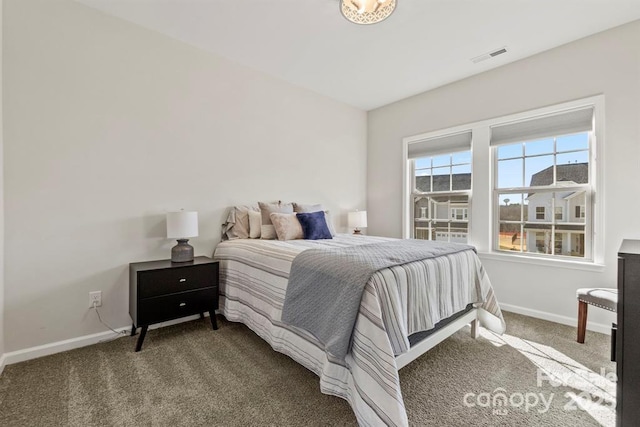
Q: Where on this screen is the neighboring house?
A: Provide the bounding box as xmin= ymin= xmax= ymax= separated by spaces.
xmin=525 ymin=163 xmax=588 ymax=256
xmin=413 ymin=174 xmax=470 ymax=242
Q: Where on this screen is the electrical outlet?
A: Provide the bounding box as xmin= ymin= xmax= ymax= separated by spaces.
xmin=89 ymin=291 xmax=102 ymax=308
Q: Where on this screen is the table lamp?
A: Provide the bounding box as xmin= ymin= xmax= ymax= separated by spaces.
xmin=166 ymin=210 xmax=198 ymax=262
xmin=348 ymin=210 xmax=367 ymax=235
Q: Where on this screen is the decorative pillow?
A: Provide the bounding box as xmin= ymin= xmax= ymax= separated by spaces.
xmin=248 ymin=210 xmax=262 ymax=239
xmin=296 ymin=211 xmax=333 ymax=240
xmin=270 ymin=212 xmax=304 ymax=240
xmin=222 ymin=204 xmax=259 ymax=240
xmin=293 ymin=203 xmax=336 ymax=237
xmin=293 ymin=203 xmax=324 ymax=213
xmin=322 ymin=211 xmax=337 ymax=237
xmin=259 ymin=201 xmax=294 ymax=240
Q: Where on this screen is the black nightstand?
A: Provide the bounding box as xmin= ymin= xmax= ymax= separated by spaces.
xmin=129 ymin=256 xmax=219 ymax=352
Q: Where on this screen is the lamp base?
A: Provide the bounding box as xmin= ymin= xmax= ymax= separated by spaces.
xmin=353 ymin=228 xmax=362 ymax=235
xmin=171 ymin=239 xmax=194 ymax=262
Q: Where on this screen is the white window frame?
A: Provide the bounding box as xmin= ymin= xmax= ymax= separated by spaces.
xmin=403 ymin=130 xmax=473 ymax=243
xmin=403 ymin=95 xmax=604 ymax=269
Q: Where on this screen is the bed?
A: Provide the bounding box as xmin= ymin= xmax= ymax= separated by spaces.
xmin=213 ymin=234 xmax=505 ymax=426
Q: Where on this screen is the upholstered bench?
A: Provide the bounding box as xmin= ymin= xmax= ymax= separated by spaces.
xmin=576 ymin=288 xmax=618 ymax=343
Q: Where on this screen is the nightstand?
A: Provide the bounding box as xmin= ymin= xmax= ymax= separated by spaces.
xmin=129 ymin=256 xmax=219 ymax=352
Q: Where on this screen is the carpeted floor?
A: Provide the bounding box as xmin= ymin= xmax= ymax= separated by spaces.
xmin=0 ymin=311 xmax=615 ymax=426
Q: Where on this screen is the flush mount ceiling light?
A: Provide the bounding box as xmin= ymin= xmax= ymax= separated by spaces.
xmin=340 ymin=0 xmax=397 ymax=25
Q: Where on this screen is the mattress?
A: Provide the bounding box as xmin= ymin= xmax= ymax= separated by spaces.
xmin=213 ymin=234 xmax=505 ymax=426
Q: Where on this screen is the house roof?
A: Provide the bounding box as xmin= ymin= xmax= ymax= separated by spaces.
xmin=416 ymin=173 xmax=471 ymax=192
xmin=529 ymin=162 xmax=588 ymax=186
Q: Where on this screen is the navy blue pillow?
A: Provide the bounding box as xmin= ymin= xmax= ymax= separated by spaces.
xmin=296 ymin=211 xmax=333 ymax=240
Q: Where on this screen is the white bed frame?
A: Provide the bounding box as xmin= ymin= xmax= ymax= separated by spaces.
xmin=396 ymin=305 xmax=480 ymax=369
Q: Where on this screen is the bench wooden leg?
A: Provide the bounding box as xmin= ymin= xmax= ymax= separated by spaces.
xmin=577 ymin=301 xmax=588 ymax=343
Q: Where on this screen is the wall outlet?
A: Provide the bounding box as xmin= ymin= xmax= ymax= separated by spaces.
xmin=89 ymin=291 xmax=102 ymax=308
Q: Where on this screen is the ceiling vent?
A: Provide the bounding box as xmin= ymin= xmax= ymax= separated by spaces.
xmin=471 ymin=47 xmax=508 ymax=64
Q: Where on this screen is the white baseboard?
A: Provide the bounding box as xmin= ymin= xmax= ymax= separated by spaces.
xmin=0 ymin=306 xmax=612 ymax=370
xmin=2 ymin=313 xmax=208 ymax=368
xmin=501 ymin=303 xmax=613 ymax=335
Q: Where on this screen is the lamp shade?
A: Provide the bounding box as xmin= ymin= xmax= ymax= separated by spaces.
xmin=348 ymin=211 xmax=368 ymax=228
xmin=166 ymin=211 xmax=198 ymax=239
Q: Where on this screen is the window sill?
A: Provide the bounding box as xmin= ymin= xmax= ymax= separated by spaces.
xmin=477 ymin=251 xmax=606 ymax=272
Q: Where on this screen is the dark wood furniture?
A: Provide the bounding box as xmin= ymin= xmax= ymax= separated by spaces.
xmin=617 ymin=240 xmax=640 ymax=426
xmin=129 ymin=256 xmax=219 ymax=352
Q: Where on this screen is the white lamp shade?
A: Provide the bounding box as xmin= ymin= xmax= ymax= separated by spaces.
xmin=166 ymin=211 xmax=199 ymax=239
xmin=348 ymin=211 xmax=368 ymax=228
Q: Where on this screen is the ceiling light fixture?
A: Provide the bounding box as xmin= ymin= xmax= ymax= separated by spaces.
xmin=340 ymin=0 xmax=397 ymax=25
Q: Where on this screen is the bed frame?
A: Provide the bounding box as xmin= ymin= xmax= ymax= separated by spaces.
xmin=396 ymin=305 xmax=480 ymax=369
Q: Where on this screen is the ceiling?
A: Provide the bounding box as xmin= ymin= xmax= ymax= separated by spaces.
xmin=76 ymin=0 xmax=640 ymax=110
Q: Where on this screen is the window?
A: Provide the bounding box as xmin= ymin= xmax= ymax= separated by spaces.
xmin=408 ymin=131 xmax=471 ymax=243
xmin=555 ymin=207 xmax=563 ymax=221
xmin=493 ymin=106 xmax=594 ymax=259
xmin=403 ymin=96 xmax=602 ymax=265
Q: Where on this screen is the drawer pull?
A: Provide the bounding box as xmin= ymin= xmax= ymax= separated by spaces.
xmin=179 ymin=302 xmax=186 ymax=307
xmin=179 ymin=278 xmax=187 ymax=283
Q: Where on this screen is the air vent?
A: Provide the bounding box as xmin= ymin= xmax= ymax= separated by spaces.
xmin=471 ymin=47 xmax=508 ymax=64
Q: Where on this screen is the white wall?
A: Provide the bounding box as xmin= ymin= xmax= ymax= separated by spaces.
xmin=0 ymin=0 xmax=5 ymax=366
xmin=3 ymin=0 xmax=367 ymax=353
xmin=368 ymin=20 xmax=640 ymax=329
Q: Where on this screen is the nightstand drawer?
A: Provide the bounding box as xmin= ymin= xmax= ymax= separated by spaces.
xmin=138 ymin=263 xmax=218 ymax=299
xmin=138 ymin=287 xmax=218 ymax=325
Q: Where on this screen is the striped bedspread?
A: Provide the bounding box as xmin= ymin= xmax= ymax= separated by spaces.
xmin=213 ymin=235 xmax=505 ymax=426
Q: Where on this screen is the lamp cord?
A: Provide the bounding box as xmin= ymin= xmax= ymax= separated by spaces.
xmin=93 ymin=302 xmax=128 ymax=341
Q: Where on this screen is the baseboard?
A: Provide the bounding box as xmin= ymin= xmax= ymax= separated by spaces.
xmin=2 ymin=313 xmax=207 ymax=368
xmin=0 ymin=353 xmax=6 ymax=375
xmin=501 ymin=303 xmax=612 ymax=335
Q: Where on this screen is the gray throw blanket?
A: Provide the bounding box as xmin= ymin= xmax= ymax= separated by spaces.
xmin=281 ymin=239 xmax=474 ymax=361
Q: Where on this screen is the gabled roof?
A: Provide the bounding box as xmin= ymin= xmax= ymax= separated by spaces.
xmin=529 ymin=162 xmax=588 ymax=186
xmin=416 ymin=173 xmax=471 ymax=192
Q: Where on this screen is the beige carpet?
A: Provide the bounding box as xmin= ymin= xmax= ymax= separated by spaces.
xmin=0 ymin=312 xmax=615 ymax=426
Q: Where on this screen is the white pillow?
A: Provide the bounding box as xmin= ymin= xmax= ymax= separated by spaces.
xmin=248 ymin=210 xmax=262 ymax=239
xmin=259 ymin=201 xmax=294 ymax=240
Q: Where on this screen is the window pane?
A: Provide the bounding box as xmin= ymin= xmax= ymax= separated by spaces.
xmin=525 ymin=138 xmax=554 ymax=156
xmin=555 ymin=207 xmax=563 ymax=221
xmin=525 ymin=155 xmax=554 ymax=187
xmin=413 ymin=197 xmax=430 ymax=220
xmin=432 ymin=222 xmax=449 ymax=241
xmin=452 ymin=164 xmax=471 ymax=190
xmin=556 ymin=152 xmax=589 ymax=184
xmin=498 ymin=158 xmax=523 ymax=188
xmin=449 ymin=222 xmax=468 ymax=243
xmin=524 ymin=224 xmax=552 ymax=254
xmin=498 ymin=143 xmax=522 ymax=159
xmin=556 ymin=225 xmax=586 ymax=258
xmin=432 ymin=167 xmax=451 ymax=191
xmin=499 ymin=193 xmax=523 ymax=222
xmin=557 ymin=133 xmax=589 ymax=152
xmin=498 ymin=223 xmax=524 ymax=252
xmin=432 ymin=200 xmax=449 ymax=220
xmin=432 ymin=154 xmax=450 ymax=167
xmin=415 ymin=173 xmax=431 ymax=192
xmin=452 ymin=151 xmax=471 ymax=164
xmin=415 ymin=157 xmax=431 ymax=169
